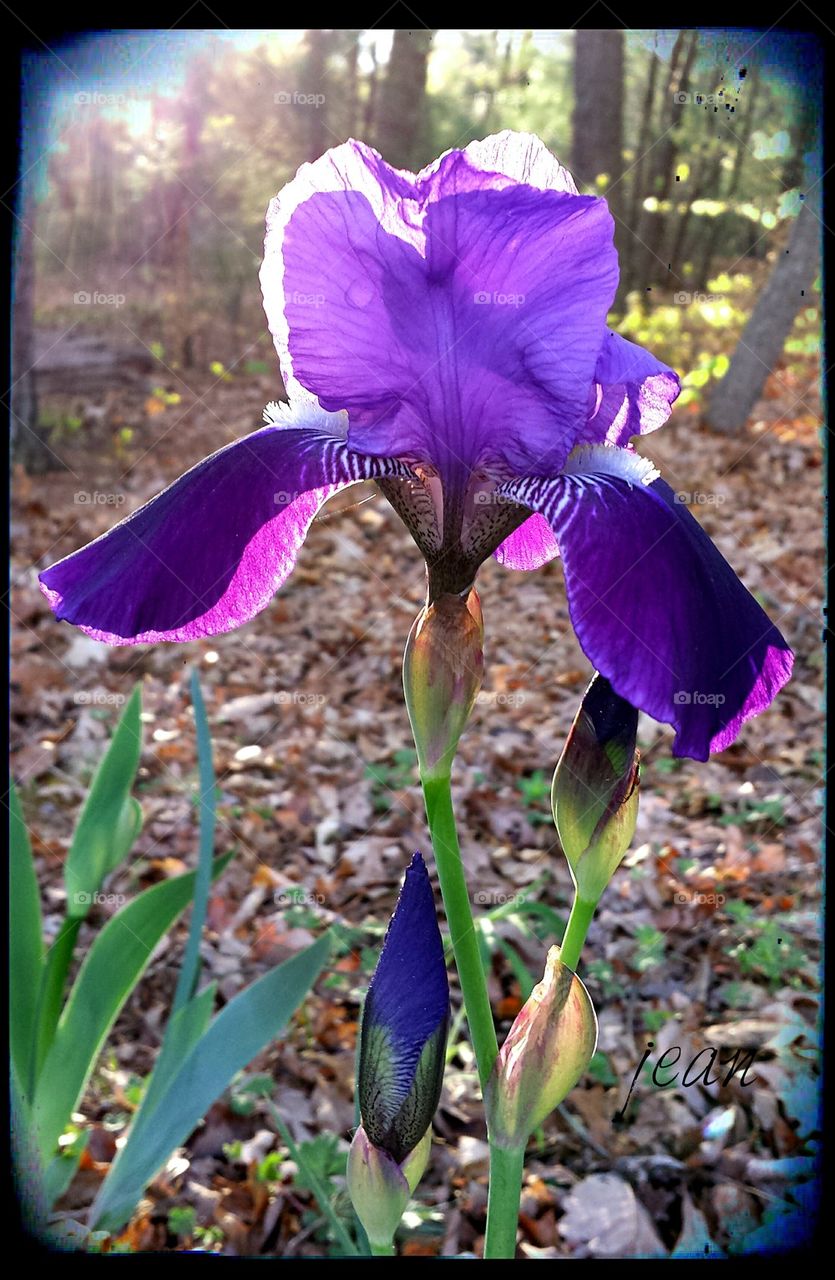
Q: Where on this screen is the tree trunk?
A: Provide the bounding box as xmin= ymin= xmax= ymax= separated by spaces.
xmin=703 ymin=203 xmax=819 ymax=434
xmin=630 ymin=33 xmax=697 ymax=291
xmin=301 ymin=28 xmax=329 ymax=161
xmin=375 ymin=30 xmax=434 ymax=169
xmin=572 ymin=30 xmax=624 ymax=220
xmin=649 ymin=32 xmax=700 ymax=286
xmin=174 ymin=61 xmax=207 ymax=367
xmin=12 ymin=196 xmax=59 ymax=474
xmin=621 ymin=48 xmax=660 ymax=297
xmin=363 ymin=43 xmax=379 ymax=140
xmin=344 ymin=31 xmax=360 ymax=136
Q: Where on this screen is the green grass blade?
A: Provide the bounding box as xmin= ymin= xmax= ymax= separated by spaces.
xmin=139 ymin=982 xmax=217 ymax=1119
xmin=91 ymin=932 xmax=331 ymax=1233
xmin=43 ymin=1131 xmax=90 ymax=1209
xmin=65 ymin=685 xmax=143 ymax=920
xmin=33 ymin=853 xmax=232 ymax=1165
xmin=268 ymin=1103 xmax=358 ymax=1255
xmin=30 ymin=917 xmax=81 ymax=1094
xmin=171 ymin=669 xmax=216 ymax=1016
xmin=9 ymin=781 xmax=45 ymax=1098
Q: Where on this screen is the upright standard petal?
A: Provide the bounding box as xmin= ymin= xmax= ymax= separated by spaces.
xmin=262 ymin=137 xmax=619 ymax=484
xmin=359 ymin=852 xmax=449 ymax=1164
xmin=500 ymin=447 xmax=793 ymax=760
xmin=39 ymin=398 xmax=409 ymax=645
xmin=581 ymin=330 xmax=681 ymax=447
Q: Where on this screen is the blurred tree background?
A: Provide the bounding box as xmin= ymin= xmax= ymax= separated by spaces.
xmin=15 ymin=27 xmax=822 ymax=470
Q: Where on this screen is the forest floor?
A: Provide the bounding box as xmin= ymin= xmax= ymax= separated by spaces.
xmin=10 ymin=321 xmax=824 ymax=1257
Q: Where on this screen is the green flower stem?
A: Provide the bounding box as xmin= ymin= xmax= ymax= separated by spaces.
xmin=370 ymin=1242 xmax=395 ymax=1257
xmin=484 ymin=1143 xmax=525 ymax=1259
xmin=558 ymin=894 xmax=597 ymax=973
xmin=421 ymin=773 xmax=499 ymax=1089
xmin=422 ymin=772 xmax=523 ymax=1261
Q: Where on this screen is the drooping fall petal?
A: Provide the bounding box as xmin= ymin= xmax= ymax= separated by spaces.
xmin=499 ymin=446 xmax=793 ymax=760
xmin=38 ymin=395 xmax=408 ymax=644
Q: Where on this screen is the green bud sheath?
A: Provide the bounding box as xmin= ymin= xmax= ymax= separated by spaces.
xmin=347 ymin=1125 xmax=410 ymax=1252
xmin=551 ymin=671 xmax=640 ymax=903
xmin=403 ymin=588 xmax=484 ymax=781
xmin=485 ymin=947 xmax=598 ymax=1148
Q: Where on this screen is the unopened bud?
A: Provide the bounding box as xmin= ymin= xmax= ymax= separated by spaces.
xmin=486 ymin=947 xmax=597 ymax=1148
xmin=403 ymin=588 xmax=484 ymax=780
xmin=551 ymin=672 xmax=639 ymax=903
xmin=358 ymin=854 xmax=449 ymax=1164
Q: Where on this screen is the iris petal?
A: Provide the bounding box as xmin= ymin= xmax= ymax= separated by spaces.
xmin=581 ymin=330 xmax=681 ymax=447
xmin=39 ymin=400 xmax=409 ymax=644
xmin=493 ymin=512 xmax=560 ymax=571
xmin=500 ymin=449 xmax=793 ymax=760
xmin=263 ymin=138 xmax=619 ymax=482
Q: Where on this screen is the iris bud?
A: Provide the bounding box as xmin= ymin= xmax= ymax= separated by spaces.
xmin=551 ymin=672 xmax=640 ymax=904
xmin=403 ymin=588 xmax=484 ymax=781
xmin=485 ymin=947 xmax=598 ymax=1148
xmin=358 ymin=852 xmax=449 ymax=1164
xmin=348 ymin=854 xmax=449 ymax=1249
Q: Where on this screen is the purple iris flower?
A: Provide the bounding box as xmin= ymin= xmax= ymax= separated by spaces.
xmin=39 ymin=130 xmax=792 ymax=760
xmin=358 ymin=852 xmax=449 ymax=1163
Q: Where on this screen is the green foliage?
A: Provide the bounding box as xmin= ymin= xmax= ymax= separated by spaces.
xmin=12 ymin=671 xmax=329 ymax=1248
xmin=294 ymin=1132 xmax=349 ymax=1193
xmin=718 ymin=794 xmax=787 ymax=829
xmin=515 ymin=769 xmax=553 ymax=826
xmin=269 ymin=1104 xmax=359 ymax=1256
xmin=32 ymin=852 xmax=232 ymax=1164
xmin=9 ymin=783 xmax=44 ymax=1092
xmin=364 ymin=748 xmax=418 ymax=811
xmin=11 ymin=687 xmax=147 ymax=1106
xmin=724 ymin=915 xmax=808 ymax=988
xmin=168 ymin=1205 xmax=197 ymax=1239
xmin=587 ymin=1050 xmax=618 ymax=1087
xmin=643 ymin=1008 xmax=675 ymax=1034
xmin=585 ymin=958 xmax=624 ymax=999
xmin=64 ymin=686 xmax=143 ymax=923
xmin=229 ymin=1072 xmax=276 ymax=1116
xmin=652 ymin=756 xmax=683 ymax=775
xmin=93 ymin=935 xmax=328 ymax=1235
xmin=631 ymin=925 xmax=667 ymax=973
